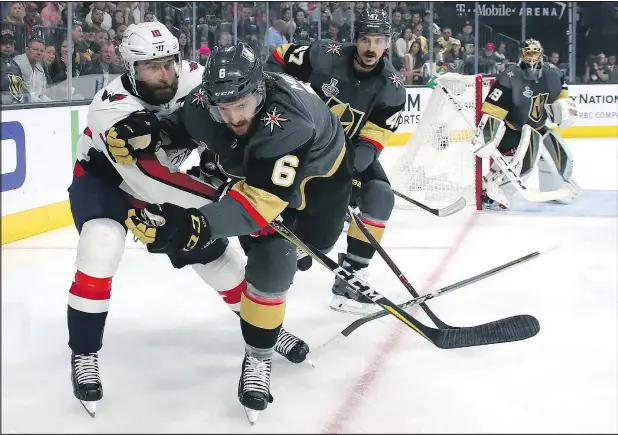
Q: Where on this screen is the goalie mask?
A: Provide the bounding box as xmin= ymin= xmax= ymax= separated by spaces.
xmin=518 ymin=39 xmax=544 ymax=81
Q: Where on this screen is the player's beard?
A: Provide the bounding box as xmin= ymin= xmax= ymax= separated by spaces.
xmin=135 ymin=76 xmax=179 ymax=106
xmin=228 ymin=118 xmax=253 ymax=136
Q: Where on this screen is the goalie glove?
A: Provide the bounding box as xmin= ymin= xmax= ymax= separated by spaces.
xmin=471 ymin=113 xmax=507 ymax=159
xmin=545 ymin=98 xmax=577 ymax=130
xmin=106 ymin=110 xmax=162 ymax=164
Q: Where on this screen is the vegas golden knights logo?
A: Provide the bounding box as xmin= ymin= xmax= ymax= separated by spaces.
xmin=326 ymin=96 xmax=365 ymax=137
xmin=528 ymin=92 xmax=549 ymax=123
xmin=7 ymin=74 xmax=28 ymax=103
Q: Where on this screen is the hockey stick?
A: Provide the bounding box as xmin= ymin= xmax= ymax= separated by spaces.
xmin=269 ymin=219 xmax=440 ymax=344
xmin=309 ymin=249 xmax=543 ymax=359
xmin=349 ymin=206 xmax=453 ymax=329
xmin=269 ymin=220 xmax=540 ymax=351
xmin=434 ymin=79 xmax=574 ymax=203
xmin=393 ymin=189 xmax=466 ymax=217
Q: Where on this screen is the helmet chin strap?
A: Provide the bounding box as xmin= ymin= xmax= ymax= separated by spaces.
xmin=353 ymin=50 xmax=379 ymax=71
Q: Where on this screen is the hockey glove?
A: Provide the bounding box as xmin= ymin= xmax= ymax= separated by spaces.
xmin=126 ymin=203 xmax=212 ymax=253
xmin=107 ymin=110 xmax=162 ymax=164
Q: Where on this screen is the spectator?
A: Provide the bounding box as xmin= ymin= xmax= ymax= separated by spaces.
xmin=1 ymin=33 xmax=29 ymax=104
xmin=74 ymin=23 xmax=94 ymax=62
xmin=412 ymin=24 xmax=428 ymax=54
xmin=403 ymin=40 xmax=425 ymax=85
xmin=49 ymin=37 xmax=80 ymax=84
xmin=326 ymin=22 xmax=342 ymax=42
xmin=293 ymin=9 xmax=311 ymax=44
xmin=80 ymin=40 xmax=123 ymax=87
xmin=198 ymin=44 xmax=210 ymax=66
xmin=112 ymin=24 xmax=126 ymax=47
xmin=86 ymin=2 xmax=112 ymax=31
xmin=443 ymin=40 xmax=465 ymax=73
xmin=43 ymin=42 xmax=56 ymax=83
xmin=437 ymin=27 xmax=457 ymax=52
xmin=410 ymin=11 xmax=422 ymax=27
xmin=422 ymin=9 xmax=440 ymax=39
xmin=584 ymin=52 xmax=610 ymax=83
xmin=319 ymin=9 xmax=332 ymax=39
xmin=236 ymin=6 xmax=257 ymax=45
xmin=456 ymin=22 xmax=475 ymax=49
xmin=40 ymin=2 xmax=63 ymax=27
xmin=23 ymin=3 xmax=43 ymax=36
xmin=143 ymin=11 xmax=155 ymax=23
xmin=495 ymin=42 xmax=510 ymax=63
xmin=109 ymin=9 xmax=125 ymax=40
xmin=391 ymin=11 xmax=404 ymax=35
xmin=607 ymin=55 xmax=617 ymax=83
xmin=264 ymin=19 xmax=288 ymax=54
xmin=13 ymin=37 xmax=49 ymax=101
xmin=3 ymin=2 xmax=25 ymax=24
xmin=178 ymin=30 xmax=190 ymax=60
xmin=395 ymin=27 xmax=414 ymax=60
xmin=218 ymin=30 xmax=233 ymax=47
xmin=478 ymin=42 xmax=504 ymax=75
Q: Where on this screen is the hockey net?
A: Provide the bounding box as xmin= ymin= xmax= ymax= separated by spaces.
xmin=389 ymin=73 xmax=495 ymax=211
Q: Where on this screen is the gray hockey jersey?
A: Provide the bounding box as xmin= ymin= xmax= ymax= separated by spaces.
xmin=481 ymin=63 xmax=568 ymax=130
xmin=181 ymin=72 xmax=348 ymax=238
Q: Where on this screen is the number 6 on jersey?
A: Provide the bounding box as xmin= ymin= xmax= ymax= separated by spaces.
xmin=271 ymin=155 xmax=299 ymax=187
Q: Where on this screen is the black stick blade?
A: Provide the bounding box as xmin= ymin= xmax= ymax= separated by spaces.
xmin=429 ymin=315 xmax=540 ymax=349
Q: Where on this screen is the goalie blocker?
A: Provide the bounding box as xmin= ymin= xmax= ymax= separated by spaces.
xmin=472 ymin=38 xmax=579 ymax=209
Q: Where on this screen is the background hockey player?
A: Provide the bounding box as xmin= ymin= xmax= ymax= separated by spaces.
xmin=264 ymin=8 xmax=406 ymax=315
xmin=124 ymin=43 xmax=353 ymax=422
xmin=67 ymin=23 xmax=305 ymax=418
xmin=474 ymin=38 xmax=579 ymax=209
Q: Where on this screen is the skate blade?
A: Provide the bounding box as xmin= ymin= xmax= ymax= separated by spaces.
xmin=80 ymin=400 xmax=97 ymax=418
xmin=244 ymin=407 xmax=260 ymax=425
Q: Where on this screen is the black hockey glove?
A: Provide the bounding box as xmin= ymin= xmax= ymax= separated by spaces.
xmin=106 ymin=110 xmax=162 ymax=165
xmin=126 ymin=203 xmax=212 ymax=253
xmin=350 ymin=171 xmax=362 ymax=208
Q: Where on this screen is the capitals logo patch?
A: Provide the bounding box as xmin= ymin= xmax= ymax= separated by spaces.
xmin=388 ymin=72 xmax=404 ymax=88
xmin=101 ymin=90 xmax=127 ymax=102
xmin=191 ymin=88 xmax=207 ymax=108
xmin=325 ymin=42 xmax=342 ymax=56
xmin=261 ymin=106 xmax=288 ymax=134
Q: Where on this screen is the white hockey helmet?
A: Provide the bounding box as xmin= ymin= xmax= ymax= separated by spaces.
xmin=119 ymin=22 xmax=180 ymax=91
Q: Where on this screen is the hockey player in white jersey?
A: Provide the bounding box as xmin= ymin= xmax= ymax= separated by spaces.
xmin=472 ymin=39 xmax=579 ymax=209
xmin=67 ymin=22 xmax=308 ymax=418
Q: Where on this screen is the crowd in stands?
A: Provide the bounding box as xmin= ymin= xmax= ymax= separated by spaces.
xmin=1 ymin=2 xmax=616 ymax=105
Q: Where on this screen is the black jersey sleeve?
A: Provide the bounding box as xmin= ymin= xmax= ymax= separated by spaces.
xmin=265 ymin=41 xmax=318 ymax=82
xmin=481 ymin=72 xmax=514 ymax=121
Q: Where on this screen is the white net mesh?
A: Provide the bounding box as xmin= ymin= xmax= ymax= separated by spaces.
xmin=389 ymin=73 xmax=494 ymax=209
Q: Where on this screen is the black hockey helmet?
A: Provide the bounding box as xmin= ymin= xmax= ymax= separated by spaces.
xmin=518 ymin=38 xmax=544 ymax=81
xmin=202 ymin=42 xmax=266 ymax=122
xmin=354 ymin=9 xmax=391 ymax=38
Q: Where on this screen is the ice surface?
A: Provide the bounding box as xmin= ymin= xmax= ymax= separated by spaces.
xmin=2 ymin=139 xmax=616 ymax=433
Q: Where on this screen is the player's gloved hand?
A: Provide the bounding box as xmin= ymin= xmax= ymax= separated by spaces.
xmin=107 ymin=110 xmax=162 ymax=164
xmin=249 ymin=215 xmax=282 ymax=238
xmin=350 ymin=171 xmax=362 ymax=208
xmin=126 ymin=203 xmax=212 ymax=253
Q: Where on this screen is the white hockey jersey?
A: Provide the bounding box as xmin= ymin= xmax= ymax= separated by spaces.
xmin=75 ymin=60 xmax=215 ymax=209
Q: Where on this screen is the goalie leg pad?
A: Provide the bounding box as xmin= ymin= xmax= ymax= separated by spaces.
xmin=538 ymin=129 xmax=580 ymax=203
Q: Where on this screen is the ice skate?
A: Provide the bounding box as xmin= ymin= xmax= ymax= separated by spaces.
xmin=329 ymin=254 xmax=381 ymax=316
xmin=238 ymin=354 xmax=273 ymax=425
xmin=275 ymin=327 xmax=310 ymax=364
xmin=71 ymin=352 xmax=103 ymax=418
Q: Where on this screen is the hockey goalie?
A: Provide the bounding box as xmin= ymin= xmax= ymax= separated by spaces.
xmin=473 ymin=38 xmax=580 ymax=209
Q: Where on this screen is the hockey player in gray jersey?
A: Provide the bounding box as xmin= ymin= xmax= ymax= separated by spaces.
xmin=124 ymin=43 xmax=353 ymax=422
xmin=473 ymin=39 xmax=579 ymax=209
xmin=265 ymin=8 xmax=406 ymax=315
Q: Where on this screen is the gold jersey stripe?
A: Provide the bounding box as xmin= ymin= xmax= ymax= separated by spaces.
xmin=298 ymin=142 xmax=346 ymax=210
xmin=481 ymin=102 xmax=508 ymax=120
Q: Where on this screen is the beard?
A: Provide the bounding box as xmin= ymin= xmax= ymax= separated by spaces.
xmin=135 ymin=76 xmax=179 ymax=106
